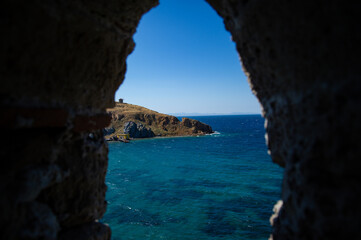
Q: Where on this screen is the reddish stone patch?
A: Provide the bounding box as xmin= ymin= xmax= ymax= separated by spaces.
xmin=1 ymin=108 xmax=111 ymax=132
xmin=73 ymin=114 xmax=111 ymax=132
xmin=0 ymin=108 xmax=68 ymax=128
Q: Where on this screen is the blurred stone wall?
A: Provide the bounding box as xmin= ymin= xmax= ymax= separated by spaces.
xmin=1 ymin=1 xmax=158 ymax=239
xmin=206 ymin=0 xmax=361 ymax=239
xmin=1 ymin=0 xmax=360 ymax=239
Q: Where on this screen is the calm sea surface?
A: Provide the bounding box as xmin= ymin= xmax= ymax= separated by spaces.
xmin=102 ymin=115 xmax=283 ymax=240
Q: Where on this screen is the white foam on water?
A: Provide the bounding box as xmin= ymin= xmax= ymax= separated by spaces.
xmin=208 ymin=131 xmax=221 ymax=136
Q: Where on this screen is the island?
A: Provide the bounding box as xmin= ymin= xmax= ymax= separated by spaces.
xmin=104 ymin=102 xmax=213 ymax=140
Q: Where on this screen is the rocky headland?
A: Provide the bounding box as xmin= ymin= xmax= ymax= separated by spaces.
xmin=104 ymin=103 xmax=213 ymax=140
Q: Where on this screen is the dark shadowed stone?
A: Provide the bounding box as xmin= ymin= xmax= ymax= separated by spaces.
xmin=123 ymin=121 xmax=155 ymax=138
xmin=2 ymin=0 xmax=361 ymax=239
xmin=19 ymin=202 xmax=60 ymax=240
xmin=103 ymin=127 xmax=115 ymax=136
xmin=181 ymin=118 xmax=213 ymax=134
xmin=58 ymin=221 xmax=111 ymax=240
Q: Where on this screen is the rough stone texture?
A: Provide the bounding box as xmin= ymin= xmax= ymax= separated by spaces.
xmin=123 ymin=121 xmax=155 ymax=138
xmin=1 ymin=0 xmax=158 ymax=111
xmin=103 ymin=127 xmax=116 ymax=136
xmin=0 ymin=127 xmax=111 ymax=239
xmin=206 ymin=0 xmax=361 ymax=239
xmin=58 ymin=222 xmax=111 ymax=240
xmin=1 ymin=0 xmax=361 ymax=239
xmin=1 ymin=0 xmax=158 ymax=239
xmin=181 ymin=117 xmax=213 ymax=134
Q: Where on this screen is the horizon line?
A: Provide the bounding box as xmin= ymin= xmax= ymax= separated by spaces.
xmin=167 ymin=112 xmax=262 ymax=116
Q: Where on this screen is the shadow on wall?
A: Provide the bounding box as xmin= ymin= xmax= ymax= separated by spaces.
xmin=1 ymin=0 xmax=361 ymax=240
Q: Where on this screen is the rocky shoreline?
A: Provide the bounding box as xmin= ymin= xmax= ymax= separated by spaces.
xmin=104 ymin=103 xmax=213 ymax=140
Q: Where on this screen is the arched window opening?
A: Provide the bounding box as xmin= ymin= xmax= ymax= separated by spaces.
xmin=102 ymin=1 xmax=283 ymax=239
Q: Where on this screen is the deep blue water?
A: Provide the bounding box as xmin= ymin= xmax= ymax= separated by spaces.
xmin=102 ymin=115 xmax=283 ymax=240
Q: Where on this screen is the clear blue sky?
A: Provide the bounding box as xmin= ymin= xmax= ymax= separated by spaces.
xmin=115 ymin=0 xmax=261 ymax=115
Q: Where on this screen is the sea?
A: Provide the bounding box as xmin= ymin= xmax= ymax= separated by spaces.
xmin=102 ymin=115 xmax=283 ymax=240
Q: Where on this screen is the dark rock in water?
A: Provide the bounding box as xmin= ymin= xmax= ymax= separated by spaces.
xmin=103 ymin=127 xmax=115 ymax=136
xmin=123 ymin=121 xmax=155 ymax=138
xmin=181 ymin=118 xmax=213 ymax=134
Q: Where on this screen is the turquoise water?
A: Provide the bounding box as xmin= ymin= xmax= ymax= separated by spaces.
xmin=103 ymin=115 xmax=283 ymax=240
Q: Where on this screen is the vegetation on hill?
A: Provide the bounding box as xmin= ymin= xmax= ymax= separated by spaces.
xmin=105 ymin=103 xmax=213 ymax=138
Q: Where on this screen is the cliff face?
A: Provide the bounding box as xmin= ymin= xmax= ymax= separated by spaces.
xmin=105 ymin=103 xmax=213 ymax=138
